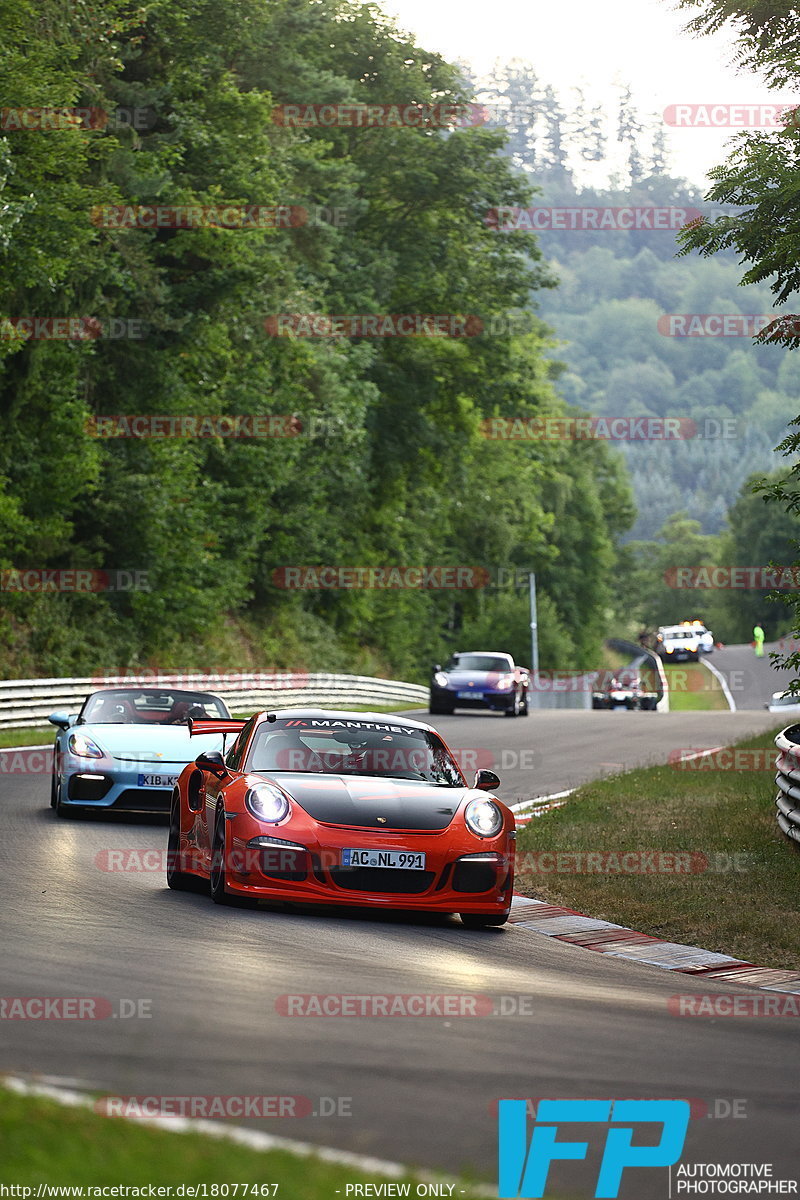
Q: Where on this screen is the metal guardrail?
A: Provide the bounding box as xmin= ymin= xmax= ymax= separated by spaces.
xmin=0 ymin=673 xmax=429 ymax=730
xmin=774 ymin=725 xmax=800 ymax=846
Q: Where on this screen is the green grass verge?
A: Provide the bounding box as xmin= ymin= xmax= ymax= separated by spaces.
xmin=0 ymin=727 xmax=52 ymax=748
xmin=663 ymin=661 xmax=729 ymax=711
xmin=0 ymin=1085 xmax=489 ymax=1196
xmin=515 ymin=726 xmax=800 ymax=970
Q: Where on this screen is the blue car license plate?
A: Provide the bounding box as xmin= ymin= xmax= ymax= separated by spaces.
xmin=137 ymin=773 xmax=179 ymax=788
xmin=457 ymin=690 xmax=482 ymax=699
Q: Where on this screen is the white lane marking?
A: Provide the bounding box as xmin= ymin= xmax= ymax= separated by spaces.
xmin=2 ymin=1075 xmax=493 ymax=1193
xmin=650 ymin=651 xmax=669 ymax=713
xmin=700 ymin=658 xmax=736 ymax=711
xmin=0 ymin=744 xmax=49 ymax=753
xmin=510 ymin=789 xmax=573 ymax=813
xmin=672 ymin=746 xmax=725 ymax=763
xmin=511 ymin=741 xmax=739 ymax=818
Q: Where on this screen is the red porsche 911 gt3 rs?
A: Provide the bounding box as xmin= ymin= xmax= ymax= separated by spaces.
xmin=166 ymin=709 xmax=515 ymax=927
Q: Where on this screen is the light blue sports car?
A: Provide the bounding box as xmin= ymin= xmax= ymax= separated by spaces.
xmin=49 ymin=687 xmax=232 ymax=817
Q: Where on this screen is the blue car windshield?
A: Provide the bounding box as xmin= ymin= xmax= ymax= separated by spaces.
xmin=447 ymin=655 xmax=510 ymax=672
xmin=81 ymin=690 xmax=229 ymax=725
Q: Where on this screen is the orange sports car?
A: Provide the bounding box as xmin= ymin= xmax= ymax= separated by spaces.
xmin=167 ymin=709 xmax=515 ymax=927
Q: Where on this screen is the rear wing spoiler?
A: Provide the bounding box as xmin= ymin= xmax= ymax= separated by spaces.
xmin=188 ymin=718 xmax=248 ymax=737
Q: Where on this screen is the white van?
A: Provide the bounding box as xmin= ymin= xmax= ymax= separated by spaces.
xmin=655 ymin=625 xmax=701 ymax=662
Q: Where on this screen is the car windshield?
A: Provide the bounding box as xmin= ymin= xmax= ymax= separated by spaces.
xmin=81 ymin=689 xmax=229 ymax=725
xmin=447 ymin=654 xmax=510 ymax=672
xmin=246 ymin=718 xmax=464 ymax=786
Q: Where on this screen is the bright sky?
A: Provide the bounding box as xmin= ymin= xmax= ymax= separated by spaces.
xmin=379 ymin=0 xmax=791 ymax=187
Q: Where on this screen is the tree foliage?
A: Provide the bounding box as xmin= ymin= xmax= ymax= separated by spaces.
xmin=0 ymin=0 xmax=632 ymax=677
xmin=677 ymin=0 xmax=800 ymax=681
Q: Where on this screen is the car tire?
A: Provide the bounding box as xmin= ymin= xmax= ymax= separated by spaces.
xmin=504 ymin=690 xmax=521 ymax=718
xmin=209 ymin=810 xmax=234 ymax=905
xmin=429 ymin=695 xmax=454 ymax=716
xmin=50 ymin=747 xmax=58 ymax=808
xmin=209 ymin=809 xmax=255 ymax=907
xmin=167 ymin=791 xmax=197 ymax=892
xmin=460 ymin=911 xmax=510 ymax=928
xmin=54 ymin=775 xmax=78 ymax=818
xmin=520 ymin=690 xmax=529 ymax=716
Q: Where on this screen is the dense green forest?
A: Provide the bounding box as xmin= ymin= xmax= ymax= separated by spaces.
xmin=464 ymin=60 xmax=799 ymax=644
xmin=472 ymin=63 xmax=796 ymax=542
xmin=0 ymin=0 xmax=634 ymax=678
xmin=1 ymin=2 xmax=796 ymax=679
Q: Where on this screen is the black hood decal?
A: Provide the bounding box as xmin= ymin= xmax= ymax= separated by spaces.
xmin=258 ymin=773 xmax=465 ymax=831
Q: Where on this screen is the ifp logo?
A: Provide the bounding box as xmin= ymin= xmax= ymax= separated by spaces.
xmin=498 ymin=1098 xmax=690 ymax=1197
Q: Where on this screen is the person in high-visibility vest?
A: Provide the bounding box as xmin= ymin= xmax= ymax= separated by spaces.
xmin=753 ymin=623 xmax=765 ymax=657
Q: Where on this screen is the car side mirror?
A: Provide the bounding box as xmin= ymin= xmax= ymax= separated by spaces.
xmin=474 ymin=769 xmax=500 ymax=791
xmin=196 ymin=750 xmax=227 ymax=778
xmin=48 ymin=711 xmax=73 ymax=729
xmin=433 ymin=663 xmax=442 ymax=673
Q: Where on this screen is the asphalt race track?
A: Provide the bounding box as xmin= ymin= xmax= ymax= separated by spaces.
xmin=417 ymin=707 xmax=784 ymax=803
xmin=1 ymin=654 xmax=798 ymax=1198
xmin=706 ymin=637 xmax=800 ymax=711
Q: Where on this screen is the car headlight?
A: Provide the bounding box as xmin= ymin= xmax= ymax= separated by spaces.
xmin=68 ymin=733 xmax=104 ymax=759
xmin=245 ymin=782 xmax=290 ymax=823
xmin=495 ymin=675 xmax=514 ymax=690
xmin=433 ymin=672 xmax=449 ymax=688
xmin=465 ymin=797 xmax=503 ymax=838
